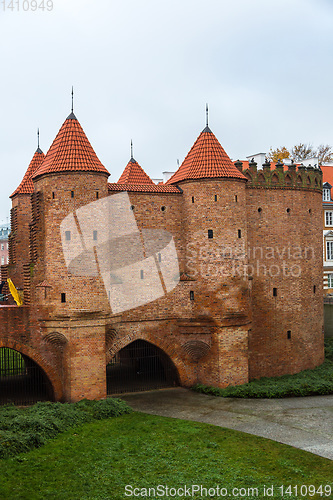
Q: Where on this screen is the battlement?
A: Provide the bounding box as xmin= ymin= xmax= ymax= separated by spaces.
xmin=235 ymin=159 xmax=322 ymax=191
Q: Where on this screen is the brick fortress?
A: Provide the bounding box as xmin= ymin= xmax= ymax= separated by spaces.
xmin=0 ymin=107 xmax=324 ymax=402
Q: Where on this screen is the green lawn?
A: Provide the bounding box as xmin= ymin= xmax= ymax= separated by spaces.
xmin=0 ymin=413 xmax=332 ymax=500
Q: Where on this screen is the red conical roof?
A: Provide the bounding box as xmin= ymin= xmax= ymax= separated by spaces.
xmin=32 ymin=113 xmax=110 ymax=179
xmin=118 ymin=157 xmax=154 ymax=184
xmin=166 ymin=126 xmax=246 ymax=184
xmin=10 ymin=148 xmax=45 ymax=198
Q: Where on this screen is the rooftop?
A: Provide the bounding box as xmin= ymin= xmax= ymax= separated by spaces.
xmin=167 ymin=126 xmax=246 ymax=184
xmin=32 ymin=113 xmax=110 ymax=179
xmin=10 ymin=149 xmax=45 ymax=198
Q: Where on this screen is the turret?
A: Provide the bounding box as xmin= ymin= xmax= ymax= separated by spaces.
xmin=8 ymin=133 xmax=45 ymax=292
xmin=30 ymin=109 xmax=110 ymax=315
xmin=167 ymin=119 xmax=251 ymax=387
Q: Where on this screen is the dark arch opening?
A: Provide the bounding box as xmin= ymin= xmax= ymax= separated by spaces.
xmin=106 ymin=339 xmax=179 ymax=394
xmin=0 ymin=348 xmax=54 ymax=405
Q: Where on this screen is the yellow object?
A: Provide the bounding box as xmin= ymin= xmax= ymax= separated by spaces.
xmin=7 ymin=278 xmax=23 ymax=306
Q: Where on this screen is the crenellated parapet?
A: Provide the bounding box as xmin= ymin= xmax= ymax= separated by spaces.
xmin=235 ymin=158 xmax=322 ymax=191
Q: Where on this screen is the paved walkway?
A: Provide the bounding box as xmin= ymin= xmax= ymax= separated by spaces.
xmin=121 ymin=388 xmax=333 ymax=461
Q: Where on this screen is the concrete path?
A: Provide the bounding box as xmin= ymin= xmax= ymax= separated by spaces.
xmin=121 ymin=388 xmax=333 ymax=461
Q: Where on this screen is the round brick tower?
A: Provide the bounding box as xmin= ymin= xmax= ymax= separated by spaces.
xmin=8 ymin=142 xmax=45 ymax=292
xmin=167 ymin=125 xmax=252 ymax=388
xmin=30 ymin=110 xmax=111 ymax=401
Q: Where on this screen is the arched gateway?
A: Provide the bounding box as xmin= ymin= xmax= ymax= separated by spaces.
xmin=106 ymin=340 xmax=179 ymax=394
xmin=0 ymin=347 xmax=54 ymax=405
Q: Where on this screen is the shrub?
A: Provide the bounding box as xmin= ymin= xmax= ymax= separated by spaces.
xmin=0 ymin=398 xmax=132 ymax=459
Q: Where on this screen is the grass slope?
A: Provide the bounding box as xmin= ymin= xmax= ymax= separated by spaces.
xmin=193 ymin=340 xmax=333 ymax=398
xmin=0 ymin=413 xmax=332 ymax=500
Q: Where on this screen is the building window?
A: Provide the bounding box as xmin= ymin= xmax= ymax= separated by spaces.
xmin=208 ymin=229 xmax=213 ymax=239
xmin=61 ymin=293 xmax=66 ymax=303
xmin=192 ymin=196 xmax=195 ymax=203
xmin=313 ymin=285 xmax=316 ymax=293
xmin=286 ymin=208 xmax=291 ymax=213
xmin=1 ymin=257 xmax=4 ymax=265
xmin=190 ymin=291 xmax=194 ymax=300
xmin=158 ymin=253 xmax=162 ymax=263
xmin=71 ymin=191 xmax=74 ymax=198
xmin=93 ymin=230 xmax=98 ymax=241
xmin=96 ymin=191 xmax=99 ymax=199
xmin=235 ymin=195 xmax=238 ymax=202
xmin=287 ymin=330 xmax=291 ymax=339
xmin=214 ymin=195 xmax=218 ymax=202
xmin=238 ymin=229 xmax=241 ymax=238
xmin=325 ymin=211 xmax=333 ymax=226
xmin=1 ymin=244 xmax=3 ymax=250
xmin=273 ymin=288 xmax=277 ymax=297
xmin=323 ymin=188 xmax=331 ymax=201
xmin=328 ymin=274 xmax=333 ymax=288
xmin=161 ymin=206 xmax=166 ymax=211
xmin=52 ymin=192 xmax=55 ymax=199
xmin=65 ymin=231 xmax=71 ymax=241
xmin=140 ymin=270 xmax=144 ymax=279
xmin=327 ymin=241 xmax=333 ymax=260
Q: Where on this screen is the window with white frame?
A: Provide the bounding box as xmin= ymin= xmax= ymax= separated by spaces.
xmin=323 ymin=188 xmax=331 ymax=201
xmin=1 ymin=257 xmax=4 ymax=265
xmin=328 ymin=274 xmax=333 ymax=288
xmin=327 ymin=241 xmax=333 ymax=260
xmin=1 ymin=244 xmax=3 ymax=250
xmin=326 ymin=211 xmax=333 ymax=226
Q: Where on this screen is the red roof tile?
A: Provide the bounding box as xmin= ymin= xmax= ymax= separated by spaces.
xmin=108 ymin=183 xmax=181 ymax=193
xmin=10 ymin=148 xmax=45 ymax=198
xmin=118 ymin=158 xmax=154 ymax=184
xmin=32 ymin=113 xmax=110 ymax=179
xmin=167 ymin=126 xmax=246 ymax=184
xmin=321 ymin=165 xmax=333 ymax=187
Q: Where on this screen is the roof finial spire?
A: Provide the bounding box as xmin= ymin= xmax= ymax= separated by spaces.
xmin=37 ymin=128 xmax=40 ymax=149
xmin=71 ymin=86 xmax=74 ymax=113
xmin=206 ymin=103 xmax=209 ymax=127
xmin=131 ymin=139 xmax=133 ymax=159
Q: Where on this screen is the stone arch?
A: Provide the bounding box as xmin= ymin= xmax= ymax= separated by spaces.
xmin=244 ymin=172 xmax=252 ymax=182
xmin=106 ymin=330 xmax=190 ymax=386
xmin=271 ymin=174 xmax=279 ymax=185
xmin=0 ymin=339 xmax=63 ymax=401
xmin=297 ymin=175 xmax=302 ymax=186
xmin=307 ymin=176 xmax=311 ymax=186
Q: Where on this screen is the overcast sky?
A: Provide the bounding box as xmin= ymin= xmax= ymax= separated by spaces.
xmin=0 ymin=0 xmax=332 ymax=222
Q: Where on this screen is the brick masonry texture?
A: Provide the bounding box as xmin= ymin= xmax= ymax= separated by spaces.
xmin=0 ymin=118 xmax=324 ymax=402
